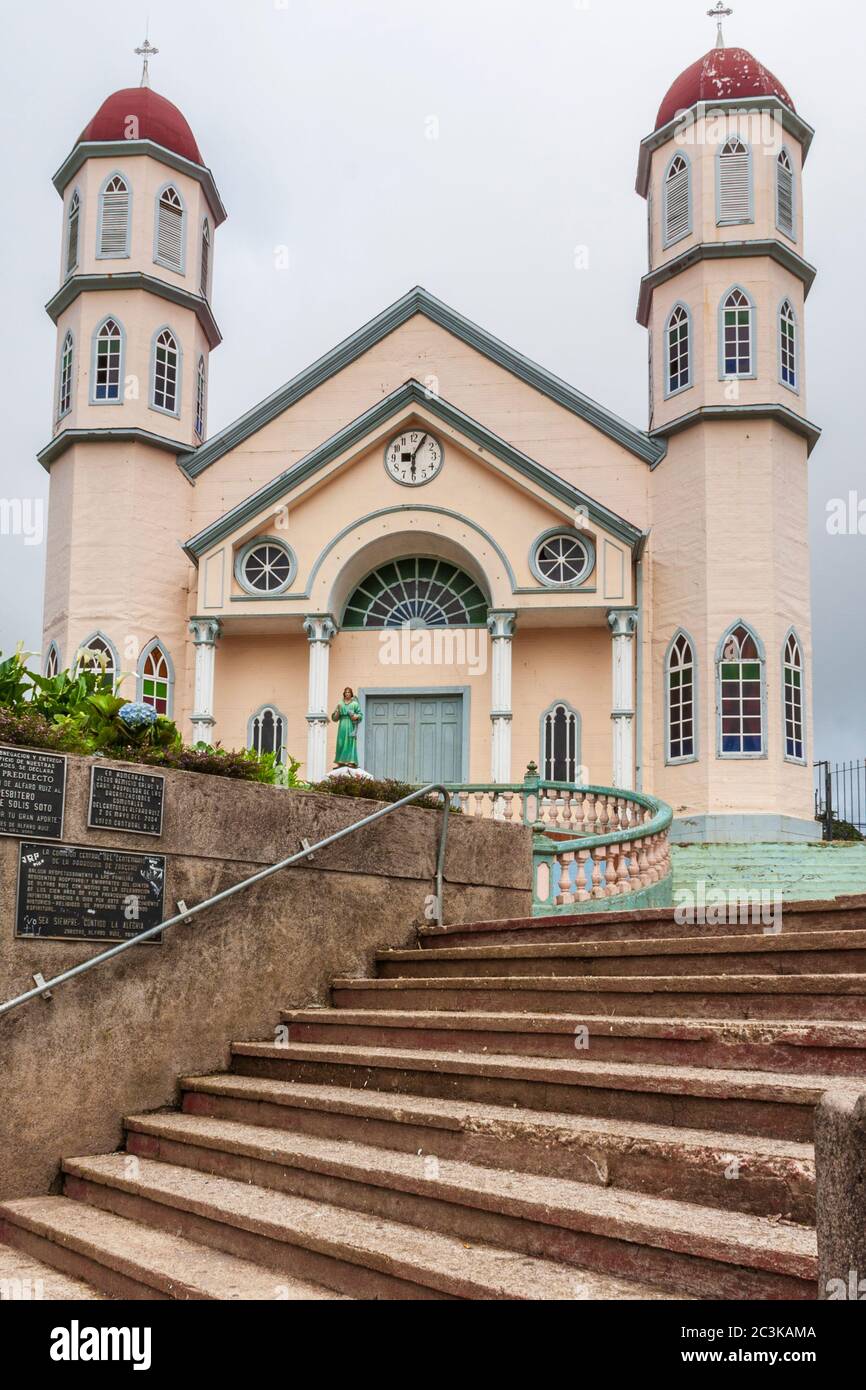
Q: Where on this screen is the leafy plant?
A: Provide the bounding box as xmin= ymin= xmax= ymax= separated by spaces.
xmin=307 ymin=774 xmax=454 ymax=810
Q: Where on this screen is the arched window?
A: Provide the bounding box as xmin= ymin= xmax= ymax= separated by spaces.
xmin=44 ymin=642 xmax=60 ymax=678
xmin=720 ymin=288 xmax=754 ymax=378
xmin=717 ymin=622 xmax=765 ymax=756
xmin=152 ymin=327 xmax=180 ymax=414
xmin=776 ymin=148 xmax=795 ymax=239
xmin=97 ymin=173 xmax=131 ymax=257
xmin=717 ymin=137 xmax=752 ymax=224
xmin=76 ymin=633 xmax=117 ymax=688
xmin=342 ymin=557 xmax=488 ymax=628
xmin=663 ymin=154 xmax=691 ymax=246
xmin=665 ymin=304 xmax=691 ymax=395
xmin=248 ymin=704 xmax=286 ymax=762
xmin=155 ymin=184 xmax=184 ymax=270
xmin=666 ymin=631 xmax=696 ymax=762
xmin=57 ymin=331 xmax=74 ymax=419
xmin=195 ymin=355 xmax=206 ymax=438
xmin=779 ymin=299 xmax=798 ymax=391
xmin=783 ymin=631 xmax=805 ymax=762
xmin=200 ymin=217 xmax=211 ymax=296
xmin=92 ymin=317 xmax=123 ymax=402
xmin=65 ymin=189 xmax=80 ymax=276
xmin=540 ymin=701 xmax=580 ymax=782
xmin=136 ymin=640 xmax=173 ymax=716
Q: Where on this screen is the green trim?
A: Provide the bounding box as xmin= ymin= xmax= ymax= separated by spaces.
xmin=37 ymin=426 xmax=191 ymax=472
xmin=176 ymin=287 xmax=665 ymax=478
xmin=183 ymin=379 xmax=647 ymax=561
xmin=46 ymin=272 xmax=221 ymax=350
xmin=636 ymin=97 xmax=815 ymax=197
xmin=649 ymin=402 xmax=821 ymax=457
xmin=53 ymin=140 xmax=227 ymax=226
xmin=636 ymin=239 xmax=816 ymax=326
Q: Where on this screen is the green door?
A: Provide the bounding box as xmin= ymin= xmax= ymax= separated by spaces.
xmin=365 ymin=695 xmax=463 ymax=783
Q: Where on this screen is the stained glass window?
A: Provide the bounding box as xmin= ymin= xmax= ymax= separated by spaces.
xmin=779 ymin=300 xmax=797 ymax=389
xmin=141 ymin=643 xmax=171 ymax=716
xmin=719 ymin=624 xmax=764 ymax=755
xmin=94 ymin=318 xmax=122 ymax=401
xmin=722 ymin=289 xmax=752 ymax=377
xmin=76 ymin=636 xmax=116 ymax=688
xmin=343 ymin=557 xmax=488 ymax=628
xmin=666 ymin=305 xmax=690 ymax=393
xmin=667 ymin=632 xmax=695 ymax=760
xmin=153 ymin=328 xmax=179 ymax=413
xmin=784 ymin=633 xmax=804 ymax=761
xmin=58 ymin=331 xmax=74 ymax=417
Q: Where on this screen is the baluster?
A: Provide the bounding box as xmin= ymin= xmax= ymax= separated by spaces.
xmin=473 ymin=792 xmax=485 ymax=818
xmin=590 ymin=849 xmax=604 ymax=898
xmin=574 ymin=847 xmax=591 ymax=901
xmin=636 ymin=835 xmax=651 ymax=887
xmin=502 ymin=790 xmax=514 ymax=822
xmin=581 ymin=793 xmax=592 ymax=834
xmin=457 ymin=791 xmax=469 ymax=816
xmin=557 ymin=850 xmax=576 ymax=906
xmin=603 ymin=844 xmax=618 ymax=897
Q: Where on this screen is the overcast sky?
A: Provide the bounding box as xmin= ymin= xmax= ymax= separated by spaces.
xmin=0 ymin=0 xmax=863 ymax=765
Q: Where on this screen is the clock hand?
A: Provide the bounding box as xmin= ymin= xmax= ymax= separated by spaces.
xmin=410 ymin=432 xmax=428 ymax=461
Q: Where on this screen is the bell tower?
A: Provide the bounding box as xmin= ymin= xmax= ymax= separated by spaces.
xmin=637 ymin=15 xmax=821 ymax=839
xmin=40 ymin=40 xmax=226 ymax=703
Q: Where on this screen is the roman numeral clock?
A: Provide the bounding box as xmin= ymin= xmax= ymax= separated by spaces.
xmin=384 ymin=430 xmax=444 ymax=486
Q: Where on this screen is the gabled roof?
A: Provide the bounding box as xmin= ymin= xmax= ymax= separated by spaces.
xmin=177 ymin=286 xmax=665 ymax=480
xmin=183 ymin=378 xmax=647 ymax=561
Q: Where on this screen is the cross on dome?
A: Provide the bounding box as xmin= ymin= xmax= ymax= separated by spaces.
xmin=707 ymin=2 xmax=733 ymax=49
xmin=134 ymin=35 xmax=159 ymax=88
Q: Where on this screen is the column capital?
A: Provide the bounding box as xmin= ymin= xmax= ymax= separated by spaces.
xmin=607 ymin=608 xmax=638 ymax=639
xmin=303 ymin=613 xmax=337 ymax=644
xmin=487 ymin=610 xmax=517 ymax=640
xmin=189 ymin=617 xmax=222 ymax=646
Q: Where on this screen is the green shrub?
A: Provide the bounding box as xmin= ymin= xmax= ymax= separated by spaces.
xmin=308 ymin=774 xmax=453 ymax=810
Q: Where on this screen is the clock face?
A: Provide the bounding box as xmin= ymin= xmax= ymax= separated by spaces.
xmin=384 ymin=430 xmax=443 ymax=486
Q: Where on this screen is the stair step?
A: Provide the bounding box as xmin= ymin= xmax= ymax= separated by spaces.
xmin=180 ymin=1070 xmax=814 ymax=1219
xmin=378 ymin=930 xmax=866 ymax=979
xmin=122 ymin=1110 xmax=815 ymax=1299
xmin=331 ymin=973 xmax=866 ymax=1020
xmin=229 ymin=1039 xmax=848 ymax=1140
xmin=59 ymin=1154 xmax=676 ymax=1301
xmin=0 ymin=1240 xmax=105 ymax=1300
xmin=418 ymin=896 xmax=866 ymax=948
xmin=0 ymin=1196 xmax=343 ymax=1300
xmin=283 ymin=1006 xmax=866 ymax=1076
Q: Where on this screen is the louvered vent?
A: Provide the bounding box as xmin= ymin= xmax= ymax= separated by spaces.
xmin=664 ymin=158 xmax=690 ymax=244
xmin=776 ymin=154 xmax=795 ymax=237
xmin=157 ymin=188 xmax=184 ymax=269
xmin=718 ymin=141 xmax=751 ymax=223
xmin=99 ymin=178 xmax=129 ymax=257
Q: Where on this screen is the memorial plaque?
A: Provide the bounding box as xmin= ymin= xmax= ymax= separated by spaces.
xmin=88 ymin=765 xmax=165 ymax=837
xmin=0 ymin=746 xmax=66 ymax=840
xmin=15 ymin=842 xmax=166 ymax=943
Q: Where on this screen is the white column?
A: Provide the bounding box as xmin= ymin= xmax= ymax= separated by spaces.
xmin=304 ymin=614 xmax=337 ymax=782
xmin=488 ymin=611 xmax=517 ymax=783
xmin=189 ymin=617 xmax=221 ymax=745
xmin=608 ymin=609 xmax=638 ymax=790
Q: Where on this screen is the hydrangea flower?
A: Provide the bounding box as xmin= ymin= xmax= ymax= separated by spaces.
xmin=118 ymin=701 xmax=158 ymax=729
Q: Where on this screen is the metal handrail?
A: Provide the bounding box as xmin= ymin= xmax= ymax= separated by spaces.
xmin=0 ymin=782 xmax=452 ymax=1020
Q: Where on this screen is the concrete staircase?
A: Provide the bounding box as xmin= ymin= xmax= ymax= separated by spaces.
xmin=3 ymin=894 xmax=866 ymax=1300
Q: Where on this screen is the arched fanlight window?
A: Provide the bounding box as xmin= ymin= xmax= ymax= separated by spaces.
xmin=44 ymin=642 xmax=60 ymax=678
xmin=717 ymin=137 xmax=752 ymax=224
xmin=57 ymin=331 xmax=74 ymax=418
xmin=343 ymin=557 xmax=488 ymax=628
xmin=138 ymin=640 xmax=173 ymax=716
xmin=98 ymin=174 xmax=131 ymax=257
xmin=783 ymin=631 xmax=805 ymax=762
xmin=720 ymin=288 xmax=754 ymax=378
xmin=155 ymin=184 xmax=184 ymax=270
xmin=665 ymin=304 xmax=691 ymax=394
xmin=195 ymin=355 xmax=206 ymax=438
xmin=717 ymin=622 xmax=765 ymax=756
xmin=65 ymin=189 xmax=80 ymax=275
xmin=200 ymin=217 xmax=211 ymax=296
xmin=666 ymin=631 xmax=696 ymax=762
xmin=776 ymin=148 xmax=795 ymax=238
xmin=779 ymin=299 xmax=798 ymax=391
xmin=76 ymin=634 xmax=117 ymax=688
xmin=663 ymin=153 xmax=690 ymax=246
xmin=152 ymin=328 xmax=180 ymax=414
xmin=92 ymin=317 xmax=123 ymax=402
xmin=248 ymin=704 xmax=286 ymax=762
xmin=540 ymin=701 xmax=581 ymax=783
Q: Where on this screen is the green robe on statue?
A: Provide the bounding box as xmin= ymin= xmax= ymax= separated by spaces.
xmin=332 ymin=698 xmax=363 ymax=767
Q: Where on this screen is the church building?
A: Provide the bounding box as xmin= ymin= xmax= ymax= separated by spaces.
xmin=38 ymin=25 xmax=821 ymax=842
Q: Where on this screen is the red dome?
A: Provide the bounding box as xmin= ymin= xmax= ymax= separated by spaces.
xmin=656 ymin=47 xmax=795 ymax=130
xmin=79 ymin=87 xmax=203 ymax=165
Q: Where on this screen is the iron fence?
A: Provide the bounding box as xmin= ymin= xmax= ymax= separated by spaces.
xmin=814 ymin=759 xmax=866 ymax=840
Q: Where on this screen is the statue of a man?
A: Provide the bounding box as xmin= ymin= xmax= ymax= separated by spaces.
xmin=331 ymin=687 xmax=363 ymax=768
